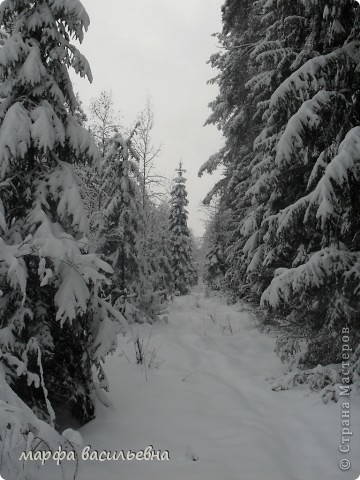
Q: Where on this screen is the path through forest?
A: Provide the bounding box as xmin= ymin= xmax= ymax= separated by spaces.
xmin=76 ymin=288 xmax=360 ymax=480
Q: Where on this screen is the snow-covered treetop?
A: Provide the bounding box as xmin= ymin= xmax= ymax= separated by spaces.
xmin=169 ymin=161 xmax=190 ymax=226
xmin=0 ymin=0 xmax=93 ymax=111
xmin=0 ymin=0 xmax=99 ymax=178
xmin=0 ymin=0 xmax=90 ymax=40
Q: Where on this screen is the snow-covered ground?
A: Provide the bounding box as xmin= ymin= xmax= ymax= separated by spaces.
xmin=74 ymin=289 xmax=360 ymax=480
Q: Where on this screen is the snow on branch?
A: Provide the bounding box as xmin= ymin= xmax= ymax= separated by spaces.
xmin=309 ymin=126 xmax=360 ymax=225
xmin=0 ymin=103 xmax=32 ymax=179
xmin=271 ymin=193 xmax=311 ymax=238
xmin=261 ymin=248 xmax=360 ymax=309
xmin=66 ymin=115 xmax=100 ymax=164
xmin=198 ymin=148 xmax=226 ymax=177
xmin=268 ymin=41 xmax=360 ymax=113
xmin=49 ymin=0 xmax=90 ymax=40
xmin=275 ymin=90 xmax=337 ymax=168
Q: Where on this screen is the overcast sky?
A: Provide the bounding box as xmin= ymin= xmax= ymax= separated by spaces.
xmin=73 ymin=0 xmax=224 ymax=237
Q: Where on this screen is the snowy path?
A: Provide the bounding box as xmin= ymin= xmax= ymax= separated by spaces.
xmin=77 ymin=289 xmax=360 ymax=480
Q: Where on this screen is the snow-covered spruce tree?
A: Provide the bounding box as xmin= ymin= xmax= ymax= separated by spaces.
xmin=96 ymin=127 xmax=155 ymax=324
xmin=0 ymin=0 xmax=121 ymax=431
xmin=98 ymin=128 xmax=142 ymax=292
xmin=169 ymin=162 xmax=197 ymax=295
xmin=98 ymin=129 xmax=171 ymax=322
xmin=229 ymin=1 xmax=360 ymax=385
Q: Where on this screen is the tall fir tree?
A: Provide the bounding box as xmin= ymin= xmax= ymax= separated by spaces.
xmin=169 ymin=162 xmax=197 ymax=294
xmin=0 ymin=0 xmax=122 ymax=433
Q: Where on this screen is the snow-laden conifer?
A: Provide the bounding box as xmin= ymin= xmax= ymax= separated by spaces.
xmin=169 ymin=162 xmax=197 ymax=294
xmin=0 ymin=0 xmax=123 ymax=453
xmin=98 ymin=128 xmax=141 ymax=290
xmin=97 ymin=128 xmax=156 ymax=323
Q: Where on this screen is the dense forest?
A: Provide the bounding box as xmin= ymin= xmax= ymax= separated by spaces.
xmin=201 ymin=0 xmax=360 ymax=394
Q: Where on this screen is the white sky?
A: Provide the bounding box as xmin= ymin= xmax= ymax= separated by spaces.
xmin=72 ymin=0 xmax=224 ymax=237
